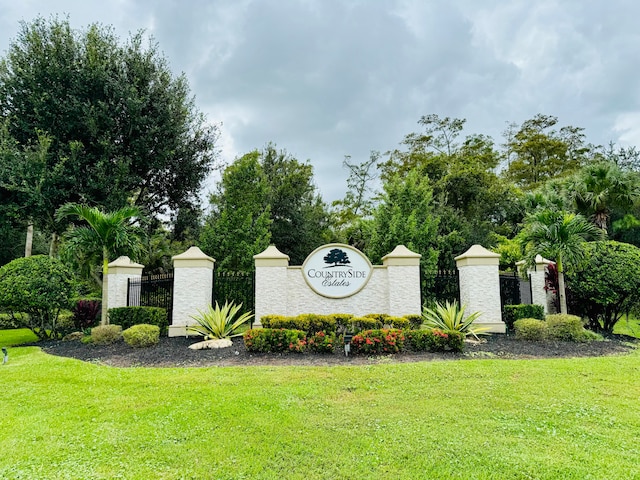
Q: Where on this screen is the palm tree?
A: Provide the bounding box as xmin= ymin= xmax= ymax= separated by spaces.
xmin=57 ymin=203 xmax=145 ymax=324
xmin=568 ymin=162 xmax=640 ymax=233
xmin=521 ymin=209 xmax=604 ymax=314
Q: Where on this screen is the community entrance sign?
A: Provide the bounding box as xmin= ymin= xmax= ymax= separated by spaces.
xmin=302 ymin=244 xmax=373 ymax=298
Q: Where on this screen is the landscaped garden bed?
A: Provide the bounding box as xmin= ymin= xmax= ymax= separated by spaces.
xmin=39 ymin=333 xmax=637 ymax=368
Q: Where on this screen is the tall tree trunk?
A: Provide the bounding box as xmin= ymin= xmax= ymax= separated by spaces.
xmin=49 ymin=232 xmax=59 ymax=257
xmin=558 ymin=268 xmax=568 ymax=314
xmin=101 ymin=250 xmax=109 ymax=325
xmin=24 ymin=222 xmax=33 ymax=257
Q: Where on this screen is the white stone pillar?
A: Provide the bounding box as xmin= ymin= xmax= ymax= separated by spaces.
xmin=455 ymin=245 xmax=505 ymax=333
xmin=253 ymin=245 xmax=290 ymax=327
xmin=106 ymin=256 xmax=144 ymax=322
xmin=169 ymin=246 xmax=215 ymax=337
xmin=517 ymin=255 xmax=555 ymax=315
xmin=382 ymin=245 xmax=422 ymax=317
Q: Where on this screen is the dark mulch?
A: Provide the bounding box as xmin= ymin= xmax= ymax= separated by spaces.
xmin=37 ymin=333 xmax=639 ymax=368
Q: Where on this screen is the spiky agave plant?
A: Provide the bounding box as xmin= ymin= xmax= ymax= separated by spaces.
xmin=187 ymin=301 xmax=254 ymax=340
xmin=421 ymin=300 xmax=489 ymax=340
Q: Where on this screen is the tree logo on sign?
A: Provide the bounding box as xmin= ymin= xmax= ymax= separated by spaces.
xmin=323 ymin=248 xmax=351 ymax=268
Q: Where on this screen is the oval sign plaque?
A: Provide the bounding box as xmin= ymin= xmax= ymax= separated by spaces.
xmin=302 ymin=244 xmax=373 ymax=298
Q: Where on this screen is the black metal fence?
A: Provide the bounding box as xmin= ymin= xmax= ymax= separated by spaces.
xmin=127 ymin=273 xmax=174 ymax=324
xmin=422 ymin=270 xmax=529 ymax=311
xmin=212 ymin=271 xmax=255 ymax=315
xmin=499 ymin=272 xmax=522 ymax=309
xmin=425 ymin=270 xmax=460 ymax=305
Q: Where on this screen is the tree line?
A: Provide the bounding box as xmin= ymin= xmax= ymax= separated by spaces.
xmin=2 ymin=18 xmax=640 ymax=332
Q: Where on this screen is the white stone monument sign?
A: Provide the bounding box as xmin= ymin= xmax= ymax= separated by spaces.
xmin=302 ymin=244 xmax=373 ymax=298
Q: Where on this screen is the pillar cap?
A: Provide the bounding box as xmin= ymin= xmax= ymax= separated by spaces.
xmin=107 ymin=256 xmax=144 ymax=274
xmin=382 ymin=245 xmax=421 ymax=266
xmin=172 ymin=246 xmax=215 ymax=268
xmin=455 ymin=244 xmax=500 ymax=267
xmin=254 ymin=245 xmax=290 ymax=267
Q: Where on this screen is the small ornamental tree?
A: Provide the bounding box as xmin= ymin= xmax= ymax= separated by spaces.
xmin=567 ymin=241 xmax=640 ymax=333
xmin=0 ymin=255 xmax=77 ymax=339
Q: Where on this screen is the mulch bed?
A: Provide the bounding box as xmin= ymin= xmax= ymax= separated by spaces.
xmin=38 ymin=333 xmax=639 ymax=368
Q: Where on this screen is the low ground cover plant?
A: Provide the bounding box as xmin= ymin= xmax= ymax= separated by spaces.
xmin=122 ymin=324 xmax=160 ymax=347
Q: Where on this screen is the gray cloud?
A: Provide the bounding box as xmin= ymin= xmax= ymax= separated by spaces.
xmin=1 ymin=0 xmax=639 ymax=201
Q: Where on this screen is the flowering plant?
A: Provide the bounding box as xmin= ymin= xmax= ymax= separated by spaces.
xmin=307 ymin=330 xmax=336 ymax=353
xmin=350 ymin=329 xmax=405 ymax=355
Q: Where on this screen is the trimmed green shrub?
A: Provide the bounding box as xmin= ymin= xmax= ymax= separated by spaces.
xmin=243 ymin=328 xmax=307 ymax=353
xmin=108 ymin=307 xmax=168 ymax=335
xmin=331 ymin=313 xmax=354 ymax=333
xmin=503 ymin=304 xmax=545 ymax=331
xmin=72 ymin=299 xmax=101 ymax=331
xmin=299 ymin=314 xmax=336 ymax=333
xmin=347 ymin=316 xmax=382 ymax=333
xmin=91 ymin=325 xmax=123 ymax=345
xmin=363 ymin=313 xmax=390 ymax=324
xmin=408 ymin=329 xmax=465 ymax=353
xmin=123 ymin=324 xmax=160 ymax=348
xmin=545 ymin=314 xmax=584 ymax=341
xmin=351 ymin=329 xmax=405 ymax=355
xmin=260 ymin=315 xmax=288 ymax=328
xmin=514 ymin=318 xmax=547 ymax=341
xmin=384 ymin=316 xmax=410 ymax=329
xmin=403 ymin=314 xmax=423 ymax=330
xmin=0 ymin=255 xmax=77 ymax=340
xmin=307 ymin=330 xmax=336 ymax=353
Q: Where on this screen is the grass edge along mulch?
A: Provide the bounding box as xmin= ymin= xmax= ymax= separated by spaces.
xmin=1 ymin=329 xmax=639 ymax=479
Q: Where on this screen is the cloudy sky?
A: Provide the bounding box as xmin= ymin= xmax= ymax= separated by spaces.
xmin=1 ymin=0 xmax=639 ymax=202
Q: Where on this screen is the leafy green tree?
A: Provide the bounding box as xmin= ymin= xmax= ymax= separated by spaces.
xmin=567 ymin=241 xmax=640 ymax=332
xmin=521 ymin=210 xmax=604 ymax=314
xmin=0 ymin=17 xmax=218 ymax=248
xmin=365 ymin=169 xmax=439 ymax=296
xmin=0 ymin=255 xmax=77 ymax=339
xmin=199 ymin=151 xmax=271 ymax=271
xmin=504 ymin=114 xmax=589 ymax=190
xmin=261 ymin=144 xmax=332 ymax=264
xmin=57 ymin=203 xmax=145 ymax=324
xmin=566 ymin=161 xmax=640 ymax=233
xmin=379 ymin=115 xmax=522 ymax=268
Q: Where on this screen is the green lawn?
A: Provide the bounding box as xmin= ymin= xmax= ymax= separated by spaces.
xmin=0 ymin=327 xmax=38 ymax=347
xmin=613 ymin=314 xmax=640 ymax=338
xmin=1 ymin=331 xmax=639 ymax=479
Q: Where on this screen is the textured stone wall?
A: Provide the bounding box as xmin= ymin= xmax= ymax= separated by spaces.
xmin=458 ymin=264 xmax=504 ymax=332
xmin=387 ymin=264 xmax=421 ymax=316
xmin=106 ymin=272 xmax=138 ymax=310
xmin=253 ymin=263 xmax=422 ymax=322
xmin=530 ymin=270 xmax=548 ymax=314
xmin=284 ymin=267 xmax=389 ymax=317
xmin=170 ymin=266 xmax=213 ymax=335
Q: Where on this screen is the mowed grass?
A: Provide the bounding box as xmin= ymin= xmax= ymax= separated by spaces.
xmin=1 ymin=331 xmax=639 ymax=479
